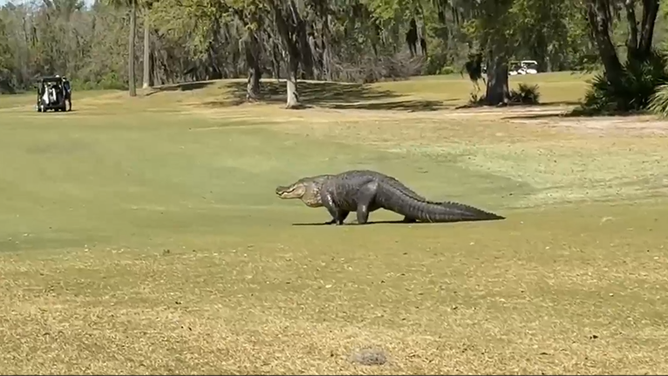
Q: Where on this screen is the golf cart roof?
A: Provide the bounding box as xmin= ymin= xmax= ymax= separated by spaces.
xmin=40 ymin=76 xmax=65 ymax=83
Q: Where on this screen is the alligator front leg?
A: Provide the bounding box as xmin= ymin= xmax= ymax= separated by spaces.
xmin=324 ymin=211 xmax=349 ymax=225
xmin=322 ymin=190 xmax=348 ymax=225
xmin=354 ymin=181 xmax=380 ymax=225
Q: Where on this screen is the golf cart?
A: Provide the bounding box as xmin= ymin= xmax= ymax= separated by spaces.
xmin=509 ymin=60 xmax=540 ymax=75
xmin=36 ymin=75 xmax=69 ymax=112
xmin=519 ymin=60 xmax=539 ymax=74
xmin=508 ymin=61 xmax=521 ymax=75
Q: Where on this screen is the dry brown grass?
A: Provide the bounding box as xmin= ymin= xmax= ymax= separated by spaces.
xmin=2 ymin=202 xmax=667 ymax=374
xmin=1 ymin=73 xmax=668 ymax=374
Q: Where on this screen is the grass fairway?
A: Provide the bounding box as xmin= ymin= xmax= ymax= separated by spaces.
xmin=1 ymin=72 xmax=667 ymax=374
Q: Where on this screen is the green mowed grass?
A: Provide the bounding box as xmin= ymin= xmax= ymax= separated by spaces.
xmin=0 ymin=111 xmax=524 ymax=252
xmin=1 ymin=73 xmax=668 ymax=374
xmin=381 ymin=71 xmax=592 ymax=105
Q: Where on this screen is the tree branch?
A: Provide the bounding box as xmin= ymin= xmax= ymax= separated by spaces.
xmin=624 ymin=0 xmax=638 ymax=58
xmin=638 ymin=0 xmax=659 ymax=55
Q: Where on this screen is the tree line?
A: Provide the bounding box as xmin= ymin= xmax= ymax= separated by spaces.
xmin=0 ymin=0 xmax=667 ymax=112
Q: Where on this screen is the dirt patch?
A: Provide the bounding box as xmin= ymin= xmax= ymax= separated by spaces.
xmin=349 ymin=347 xmax=389 ymax=366
xmin=505 ymin=110 xmax=668 ymax=136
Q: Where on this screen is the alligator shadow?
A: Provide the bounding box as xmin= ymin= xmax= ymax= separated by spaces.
xmin=292 ymin=220 xmax=408 ymax=226
xmin=291 ymin=218 xmax=505 ymax=226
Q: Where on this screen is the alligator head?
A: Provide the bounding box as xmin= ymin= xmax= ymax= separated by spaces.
xmin=275 ymin=175 xmax=331 ymax=208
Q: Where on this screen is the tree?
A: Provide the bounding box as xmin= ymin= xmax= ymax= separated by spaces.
xmin=510 ymin=0 xmax=593 ymax=71
xmin=142 ymin=4 xmax=153 ymax=89
xmin=266 ymin=0 xmax=306 ymax=108
xmin=129 ymin=0 xmax=137 ymax=96
xmin=578 ymin=0 xmax=664 ymax=113
xmin=230 ymin=0 xmax=266 ymax=100
xmin=106 ymin=0 xmax=138 ymax=96
xmin=0 ymin=16 xmax=15 ymax=93
xmin=0 ymin=0 xmax=629 ymax=99
xmin=585 ymin=0 xmax=660 ymax=83
xmin=460 ymin=0 xmax=515 ymax=105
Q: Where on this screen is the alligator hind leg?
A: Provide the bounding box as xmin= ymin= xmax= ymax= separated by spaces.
xmin=402 ymin=217 xmax=417 ymax=223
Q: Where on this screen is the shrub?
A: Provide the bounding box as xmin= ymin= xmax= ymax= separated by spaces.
xmin=465 ymin=83 xmax=541 ymax=106
xmin=509 ymin=83 xmax=540 ymax=104
xmin=335 ymin=51 xmax=425 ymax=84
xmin=70 ymin=72 xmax=127 ymax=91
xmin=579 ymin=49 xmax=668 ymax=114
xmin=647 ymin=84 xmax=668 ymax=117
xmin=438 ymin=66 xmax=456 ymax=75
xmin=97 ymin=72 xmax=128 ymax=90
xmin=423 ymin=43 xmax=449 ymax=75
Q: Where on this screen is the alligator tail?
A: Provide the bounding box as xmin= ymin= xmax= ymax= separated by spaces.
xmin=376 ymin=183 xmax=505 ymax=222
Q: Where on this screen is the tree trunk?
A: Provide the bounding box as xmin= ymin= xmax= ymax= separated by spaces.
xmin=297 ymin=21 xmax=314 ymax=79
xmin=485 ymin=54 xmax=509 ymax=106
xmin=584 ymin=0 xmax=624 ymax=87
xmin=272 ymin=44 xmax=281 ymax=81
xmin=245 ymin=35 xmax=262 ymax=101
xmin=638 ymin=0 xmax=659 ymax=56
xmin=623 ymin=0 xmax=659 ymax=62
xmin=128 ymin=0 xmax=137 ymax=97
xmin=322 ymin=16 xmax=333 ymax=80
xmin=322 ymin=43 xmax=332 ymax=81
xmin=247 ymin=67 xmax=261 ymax=101
xmin=150 ymin=49 xmax=159 ymax=86
xmin=531 ymin=32 xmax=548 ymax=72
xmin=308 ymin=34 xmax=320 ymax=80
xmin=142 ymin=10 xmax=152 ymax=89
xmin=286 ymin=55 xmax=300 ymax=108
xmin=269 ymin=0 xmax=302 ymax=107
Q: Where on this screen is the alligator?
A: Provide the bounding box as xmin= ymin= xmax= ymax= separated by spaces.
xmin=275 ymin=169 xmax=505 ymax=225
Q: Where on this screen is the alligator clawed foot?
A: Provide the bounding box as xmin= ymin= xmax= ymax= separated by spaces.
xmin=324 ymin=219 xmax=347 ymax=225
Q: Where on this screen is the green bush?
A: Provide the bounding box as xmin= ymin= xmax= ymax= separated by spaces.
xmin=70 ymin=72 xmax=127 ymax=91
xmin=422 ymin=38 xmax=452 ymax=76
xmin=97 ymin=72 xmax=128 ymax=90
xmin=438 ymin=66 xmax=456 ymax=75
xmin=70 ymin=79 xmax=97 ymax=91
xmin=424 ymin=51 xmax=448 ymax=76
xmin=648 ymin=84 xmax=668 ymax=117
xmin=509 ymin=83 xmax=541 ymax=104
xmin=465 ymin=83 xmax=540 ymax=106
xmin=579 ymin=49 xmax=668 ymax=114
